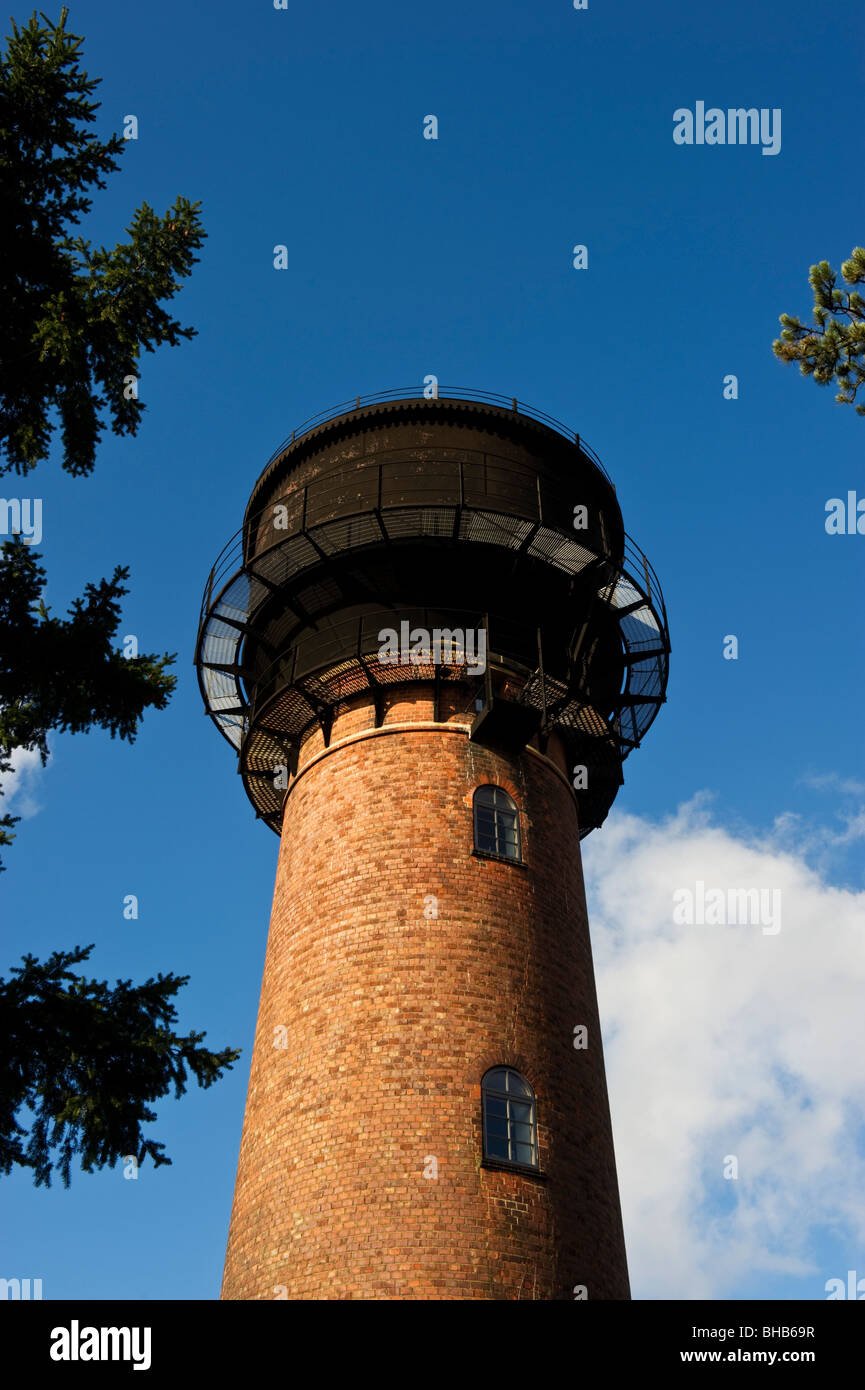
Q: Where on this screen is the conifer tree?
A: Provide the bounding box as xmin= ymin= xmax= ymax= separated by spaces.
xmin=0 ymin=945 xmax=240 ymax=1186
xmin=774 ymin=248 xmax=865 ymax=415
xmin=0 ymin=7 xmax=204 ymax=859
xmin=0 ymin=11 xmax=235 ymax=1183
xmin=0 ymin=539 xmax=175 ymax=861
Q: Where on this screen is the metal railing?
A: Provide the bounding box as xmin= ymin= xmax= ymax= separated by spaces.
xmin=248 ymin=386 xmax=613 ymax=504
xmin=622 ymin=534 xmax=668 ymax=629
xmin=200 ymin=448 xmax=620 ymax=628
xmin=196 ymin=507 xmax=670 ymax=746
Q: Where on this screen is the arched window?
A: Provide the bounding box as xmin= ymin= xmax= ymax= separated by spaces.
xmin=473 ymin=785 xmax=521 ymax=861
xmin=482 ymin=1067 xmax=538 ymax=1168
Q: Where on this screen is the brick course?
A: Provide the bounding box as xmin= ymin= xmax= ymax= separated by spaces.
xmin=221 ymin=687 xmax=630 ymax=1300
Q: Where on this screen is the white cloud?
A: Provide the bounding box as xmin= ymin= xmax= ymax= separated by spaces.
xmin=1 ymin=745 xmax=47 ymax=820
xmin=583 ymin=793 xmax=865 ymax=1299
xmin=800 ymin=772 xmax=865 ymax=799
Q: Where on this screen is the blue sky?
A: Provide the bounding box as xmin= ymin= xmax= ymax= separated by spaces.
xmin=2 ymin=0 xmax=863 ymax=1300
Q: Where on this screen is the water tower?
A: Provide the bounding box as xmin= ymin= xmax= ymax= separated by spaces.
xmin=195 ymin=389 xmax=669 ymax=1300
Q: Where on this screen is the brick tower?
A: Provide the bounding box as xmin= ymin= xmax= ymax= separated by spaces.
xmin=196 ymin=390 xmax=669 ymax=1300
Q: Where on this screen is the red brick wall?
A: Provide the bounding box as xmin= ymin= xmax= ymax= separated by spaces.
xmin=221 ymin=690 xmax=630 ymax=1300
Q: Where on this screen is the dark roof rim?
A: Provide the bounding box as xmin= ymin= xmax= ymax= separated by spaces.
xmin=244 ymin=395 xmax=613 ymax=523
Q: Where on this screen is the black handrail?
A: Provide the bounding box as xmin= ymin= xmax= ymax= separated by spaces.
xmin=248 ymin=386 xmax=613 ymax=500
